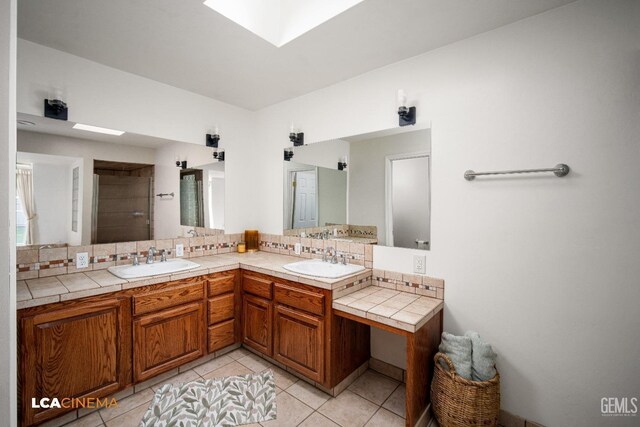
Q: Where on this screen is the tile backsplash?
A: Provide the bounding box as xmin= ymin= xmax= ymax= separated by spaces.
xmin=259 ymin=234 xmax=373 ymax=268
xmin=16 ymin=233 xmax=242 ymax=280
xmin=284 ymin=224 xmax=377 ymax=240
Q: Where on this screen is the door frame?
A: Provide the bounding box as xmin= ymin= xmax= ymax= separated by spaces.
xmin=384 ymin=152 xmax=430 ymax=248
xmin=284 ymin=166 xmax=319 ymax=230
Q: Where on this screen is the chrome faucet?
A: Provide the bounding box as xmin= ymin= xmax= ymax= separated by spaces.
xmin=132 ymin=253 xmax=140 ymax=266
xmin=339 ymin=253 xmax=347 ymax=265
xmin=188 ymin=229 xmax=198 ymax=237
xmin=323 ymin=246 xmax=338 ymax=264
xmin=147 ymin=247 xmax=157 ymax=264
xmin=160 ymin=249 xmax=167 ymax=262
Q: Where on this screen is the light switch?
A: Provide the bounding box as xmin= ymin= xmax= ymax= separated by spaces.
xmin=294 ymin=243 xmax=301 ymax=255
xmin=176 ymin=244 xmax=184 ymax=257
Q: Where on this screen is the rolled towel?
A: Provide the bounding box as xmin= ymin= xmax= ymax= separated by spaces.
xmin=465 ymin=331 xmax=497 ymax=381
xmin=438 ymin=332 xmax=472 ymax=380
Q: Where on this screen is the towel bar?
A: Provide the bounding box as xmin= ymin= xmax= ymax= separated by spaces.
xmin=464 ymin=164 xmax=570 ymax=181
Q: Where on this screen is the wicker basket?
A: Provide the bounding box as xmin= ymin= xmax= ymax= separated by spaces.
xmin=430 ymin=352 xmax=500 ymax=427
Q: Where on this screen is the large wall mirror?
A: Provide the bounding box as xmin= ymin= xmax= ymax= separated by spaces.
xmin=284 ymin=128 xmax=431 ymax=250
xmin=16 ymin=113 xmax=225 ymax=247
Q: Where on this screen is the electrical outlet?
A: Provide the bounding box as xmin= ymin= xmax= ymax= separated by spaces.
xmin=294 ymin=243 xmax=301 ymax=255
xmin=413 ymin=254 xmax=426 ymax=274
xmin=76 ymin=252 xmax=89 ymax=269
xmin=176 ymin=243 xmax=184 ymax=257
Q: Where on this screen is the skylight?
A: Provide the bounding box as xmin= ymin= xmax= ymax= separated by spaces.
xmin=203 ymin=0 xmax=364 ymax=47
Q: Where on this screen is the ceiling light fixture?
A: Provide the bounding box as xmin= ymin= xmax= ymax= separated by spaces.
xmin=72 ymin=123 xmax=125 ymax=136
xmin=397 ymin=90 xmax=416 ymax=126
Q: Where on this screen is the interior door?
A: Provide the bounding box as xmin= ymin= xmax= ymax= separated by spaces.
xmin=388 ymin=155 xmax=430 ymax=249
xmin=292 ymin=170 xmax=317 ymax=229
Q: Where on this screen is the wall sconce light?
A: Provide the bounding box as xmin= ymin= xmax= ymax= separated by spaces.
xmin=213 ymin=150 xmax=225 ymax=162
xmin=289 ymin=123 xmax=304 ymax=146
xmin=44 ymin=98 xmax=68 ymax=121
xmin=175 ymin=156 xmax=187 ymax=169
xmin=338 ymin=157 xmax=347 ymax=171
xmin=284 ymin=148 xmax=294 ymax=161
xmin=206 ymin=126 xmax=220 ymax=148
xmin=397 ymin=89 xmax=416 ymax=126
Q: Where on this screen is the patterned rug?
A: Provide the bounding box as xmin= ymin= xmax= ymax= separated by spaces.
xmin=140 ymin=369 xmax=277 ymax=427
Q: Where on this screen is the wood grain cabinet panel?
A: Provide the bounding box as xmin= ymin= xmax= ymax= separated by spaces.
xmin=274 ymin=282 xmax=325 ymax=316
xmin=133 ymin=281 xmax=204 ymax=315
xmin=208 ymin=293 xmax=235 ymax=325
xmin=242 ymin=274 xmax=273 ymax=300
xmin=273 ymin=304 xmax=324 ymax=383
xmin=242 ymin=294 xmax=273 ymax=356
xmin=208 ymin=319 xmax=236 ymax=353
xmin=20 ymin=297 xmax=131 ymax=426
xmin=207 ymin=273 xmax=236 ymax=296
xmin=133 ymin=301 xmax=205 ymax=382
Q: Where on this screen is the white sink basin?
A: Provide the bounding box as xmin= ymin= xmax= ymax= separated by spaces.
xmin=108 ymin=258 xmax=201 ymax=279
xmin=283 ymin=259 xmax=365 ymax=279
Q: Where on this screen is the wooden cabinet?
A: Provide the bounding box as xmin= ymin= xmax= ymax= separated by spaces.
xmin=207 ymin=271 xmax=240 ymax=353
xmin=274 ymin=304 xmax=325 ymax=382
xmin=18 ymin=267 xmax=371 ymax=427
xmin=242 ymin=294 xmax=273 ymax=356
xmin=133 ymin=301 xmax=206 ymax=382
xmin=19 ymin=297 xmax=131 ymax=426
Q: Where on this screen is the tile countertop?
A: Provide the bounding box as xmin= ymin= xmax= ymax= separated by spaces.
xmin=16 ymin=252 xmax=373 ymax=310
xmin=333 ymin=286 xmax=443 ymax=333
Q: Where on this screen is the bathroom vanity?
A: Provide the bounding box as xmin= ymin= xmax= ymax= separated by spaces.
xmin=17 ymin=251 xmax=443 ymax=426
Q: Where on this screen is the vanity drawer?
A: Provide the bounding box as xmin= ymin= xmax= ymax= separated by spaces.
xmin=208 ymin=293 xmax=235 ymax=324
xmin=207 ymin=273 xmax=236 ymax=296
xmin=208 ymin=319 xmax=236 ymax=352
xmin=133 ymin=281 xmax=205 ymax=316
xmin=274 ymin=283 xmax=325 ymax=317
xmin=242 ymin=274 xmax=273 ymax=300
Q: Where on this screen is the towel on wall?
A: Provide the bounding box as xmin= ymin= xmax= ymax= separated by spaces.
xmin=438 ymin=332 xmax=473 ymax=380
xmin=465 ymin=331 xmax=498 ymax=381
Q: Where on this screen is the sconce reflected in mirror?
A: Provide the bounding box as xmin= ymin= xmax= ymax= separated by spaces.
xmin=397 ymin=89 xmax=416 ymax=126
xmin=206 ymin=126 xmax=220 ymax=148
xmin=338 ymin=157 xmax=347 ymax=170
xmin=289 ymin=123 xmax=304 ymax=146
xmin=284 ymin=148 xmax=294 ymax=161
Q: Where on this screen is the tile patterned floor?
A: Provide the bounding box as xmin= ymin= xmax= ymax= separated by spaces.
xmin=48 ymin=348 xmax=412 ymax=427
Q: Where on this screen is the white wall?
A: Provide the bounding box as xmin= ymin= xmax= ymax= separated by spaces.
xmin=17 ymin=39 xmax=257 ymax=233
xmin=18 ymin=131 xmax=157 ymax=244
xmin=31 ymin=162 xmax=72 ymax=244
xmin=0 ymin=0 xmax=17 ymax=424
xmin=349 ymin=130 xmax=430 ymax=245
xmin=253 ymin=1 xmax=640 ymax=425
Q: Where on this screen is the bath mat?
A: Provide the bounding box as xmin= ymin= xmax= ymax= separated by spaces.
xmin=140 ymin=369 xmax=277 ymax=427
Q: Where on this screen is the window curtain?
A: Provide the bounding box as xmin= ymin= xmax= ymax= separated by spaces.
xmin=16 ymin=167 xmax=36 ymax=245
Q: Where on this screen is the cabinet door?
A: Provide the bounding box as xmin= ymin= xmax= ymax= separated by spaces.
xmin=242 ymin=294 xmax=273 ymax=356
xmin=273 ymin=304 xmax=324 ymax=383
xmin=20 ymin=297 xmax=131 ymax=426
xmin=133 ymin=301 xmax=205 ymax=382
